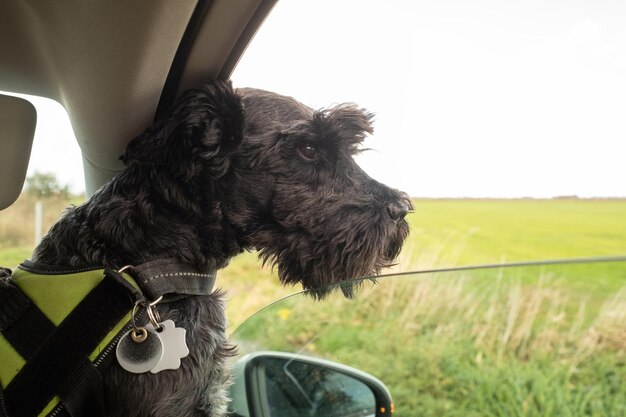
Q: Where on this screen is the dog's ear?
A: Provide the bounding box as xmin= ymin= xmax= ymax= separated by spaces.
xmin=311 ymin=103 xmax=374 ymax=150
xmin=121 ymin=80 xmax=244 ymax=180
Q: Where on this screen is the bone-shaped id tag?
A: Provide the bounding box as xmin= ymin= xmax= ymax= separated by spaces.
xmin=147 ymin=319 xmax=190 ymax=373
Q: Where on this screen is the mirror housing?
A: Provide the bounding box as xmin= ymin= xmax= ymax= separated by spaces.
xmin=227 ymin=351 xmax=394 ymax=417
xmin=0 ymin=94 xmax=36 ymax=210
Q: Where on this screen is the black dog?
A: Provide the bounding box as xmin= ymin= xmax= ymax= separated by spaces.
xmin=29 ymin=80 xmax=411 ymax=416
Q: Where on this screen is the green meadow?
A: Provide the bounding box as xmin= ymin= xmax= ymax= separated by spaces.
xmin=403 ymin=199 xmax=626 ymax=267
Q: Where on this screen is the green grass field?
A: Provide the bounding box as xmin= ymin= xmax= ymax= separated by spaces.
xmin=401 ymin=199 xmax=626 ymax=268
xmin=2 ymin=197 xmax=625 ymax=415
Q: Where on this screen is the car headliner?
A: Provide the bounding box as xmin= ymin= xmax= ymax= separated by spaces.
xmin=0 ymin=0 xmax=276 ymax=208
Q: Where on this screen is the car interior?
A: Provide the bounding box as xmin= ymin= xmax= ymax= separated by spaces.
xmin=0 ymin=0 xmax=277 ymax=207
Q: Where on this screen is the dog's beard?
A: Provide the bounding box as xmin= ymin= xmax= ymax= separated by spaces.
xmin=255 ymin=208 xmax=410 ymax=298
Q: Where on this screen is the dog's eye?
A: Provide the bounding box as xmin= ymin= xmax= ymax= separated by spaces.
xmin=297 ymin=143 xmax=319 ymax=161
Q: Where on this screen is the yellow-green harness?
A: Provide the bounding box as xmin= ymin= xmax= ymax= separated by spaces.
xmin=0 ymin=260 xmax=216 ymax=417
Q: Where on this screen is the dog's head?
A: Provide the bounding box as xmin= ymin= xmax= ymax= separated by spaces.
xmin=122 ymin=81 xmax=411 ymax=295
xmin=230 ymin=87 xmax=412 ymax=296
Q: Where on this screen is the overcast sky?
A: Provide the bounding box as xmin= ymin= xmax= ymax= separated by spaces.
xmin=22 ymin=0 xmax=626 ymax=197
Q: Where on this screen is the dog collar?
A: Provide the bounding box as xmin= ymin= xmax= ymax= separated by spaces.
xmin=18 ymin=258 xmax=217 ymax=302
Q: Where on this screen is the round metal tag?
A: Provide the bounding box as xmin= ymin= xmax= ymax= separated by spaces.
xmin=116 ymin=328 xmax=163 ymax=373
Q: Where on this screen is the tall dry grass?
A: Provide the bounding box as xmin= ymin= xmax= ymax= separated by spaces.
xmin=0 ymin=193 xmax=79 ymax=249
xmin=234 ymin=264 xmax=626 ymax=416
xmin=346 ymin=269 xmax=626 ymax=363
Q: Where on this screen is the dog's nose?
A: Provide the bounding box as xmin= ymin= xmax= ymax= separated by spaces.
xmin=387 ymin=201 xmax=410 ymax=220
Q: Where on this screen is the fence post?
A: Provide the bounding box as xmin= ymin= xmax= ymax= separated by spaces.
xmin=35 ymin=201 xmax=43 ymax=245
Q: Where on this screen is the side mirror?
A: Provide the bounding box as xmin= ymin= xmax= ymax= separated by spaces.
xmin=227 ymin=351 xmax=394 ymax=417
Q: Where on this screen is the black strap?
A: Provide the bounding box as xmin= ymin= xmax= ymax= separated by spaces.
xmin=3 ymin=272 xmax=134 ymax=417
xmin=0 ymin=274 xmax=56 ymax=360
xmin=127 ymin=258 xmax=216 ymax=300
xmin=0 ymin=387 xmax=8 ymax=417
xmin=0 ymin=269 xmax=29 ymax=331
xmin=58 ymin=359 xmax=105 ymax=417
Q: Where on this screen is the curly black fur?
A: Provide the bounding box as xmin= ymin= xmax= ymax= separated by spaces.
xmin=31 ymin=80 xmax=411 ymax=416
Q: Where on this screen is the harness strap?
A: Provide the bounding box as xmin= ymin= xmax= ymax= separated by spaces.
xmin=3 ymin=271 xmax=134 ymax=417
xmin=57 ymin=359 xmax=104 ymax=417
xmin=0 ymin=271 xmax=55 ymax=360
xmin=0 ymin=268 xmax=29 ymax=332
